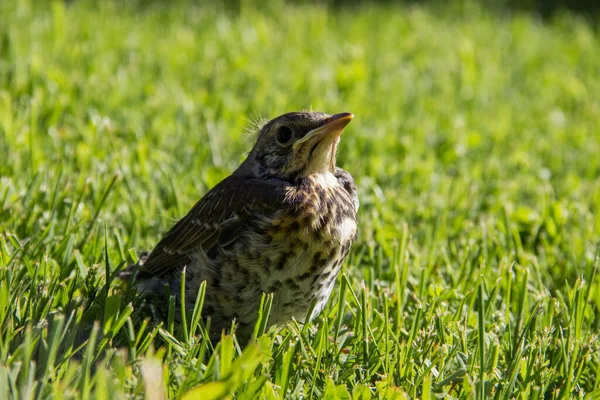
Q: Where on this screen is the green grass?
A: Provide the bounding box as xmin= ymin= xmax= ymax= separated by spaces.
xmin=1 ymin=0 xmax=600 ymax=398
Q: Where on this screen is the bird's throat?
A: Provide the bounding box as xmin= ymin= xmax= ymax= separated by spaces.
xmin=302 ymin=138 xmax=339 ymax=177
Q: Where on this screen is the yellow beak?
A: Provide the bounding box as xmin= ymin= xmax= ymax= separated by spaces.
xmin=292 ymin=112 xmax=354 ymax=151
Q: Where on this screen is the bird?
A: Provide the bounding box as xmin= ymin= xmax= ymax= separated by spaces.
xmin=131 ymin=111 xmax=358 ymax=341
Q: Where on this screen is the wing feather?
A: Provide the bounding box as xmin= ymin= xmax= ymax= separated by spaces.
xmin=140 ymin=175 xmax=289 ymax=276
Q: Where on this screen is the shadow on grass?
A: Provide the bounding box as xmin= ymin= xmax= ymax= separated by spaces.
xmin=111 ymin=0 xmax=600 ymax=21
xmin=326 ymin=0 xmax=600 ymax=17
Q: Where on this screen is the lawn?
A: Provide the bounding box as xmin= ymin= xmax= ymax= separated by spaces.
xmin=1 ymin=0 xmax=599 ymax=398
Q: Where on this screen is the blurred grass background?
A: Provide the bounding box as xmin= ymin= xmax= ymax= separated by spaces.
xmin=1 ymin=0 xmax=599 ymax=398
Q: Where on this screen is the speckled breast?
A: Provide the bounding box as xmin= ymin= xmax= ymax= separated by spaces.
xmin=195 ymin=173 xmax=357 ymax=336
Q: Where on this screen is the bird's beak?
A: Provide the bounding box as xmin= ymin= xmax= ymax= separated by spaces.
xmin=292 ymin=112 xmax=354 ymax=151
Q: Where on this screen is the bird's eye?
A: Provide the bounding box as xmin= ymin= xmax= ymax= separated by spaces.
xmin=276 ymin=126 xmax=293 ymax=144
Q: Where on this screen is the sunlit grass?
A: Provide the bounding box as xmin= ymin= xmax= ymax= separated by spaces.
xmin=1 ymin=0 xmax=599 ymax=398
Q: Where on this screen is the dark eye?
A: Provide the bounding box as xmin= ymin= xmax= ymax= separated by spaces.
xmin=276 ymin=126 xmax=293 ymax=144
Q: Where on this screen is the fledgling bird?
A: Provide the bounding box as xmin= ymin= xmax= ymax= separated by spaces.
xmin=132 ymin=111 xmax=358 ymax=341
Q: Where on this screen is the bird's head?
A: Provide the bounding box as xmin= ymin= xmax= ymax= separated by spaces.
xmin=237 ymin=111 xmax=354 ymax=181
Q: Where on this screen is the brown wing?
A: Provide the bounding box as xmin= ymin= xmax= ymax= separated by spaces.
xmin=140 ymin=175 xmax=289 ymax=277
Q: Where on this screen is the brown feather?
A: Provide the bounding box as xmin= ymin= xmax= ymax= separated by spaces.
xmin=140 ymin=176 xmax=290 ymax=276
